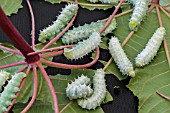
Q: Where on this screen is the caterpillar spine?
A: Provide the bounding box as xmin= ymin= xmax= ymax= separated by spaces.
xmin=66 ymin=74 xmax=93 ymax=100
xmin=64 ymin=32 xmax=101 ymax=60
xmin=0 ymin=71 xmax=11 ymax=91
xmin=39 ymin=4 xmax=78 ymax=43
xmin=77 ymin=69 xmax=106 ymax=110
xmin=62 ymin=18 xmax=117 ymax=44
xmin=129 ymin=0 xmax=149 ymax=31
xmin=109 ymin=36 xmax=135 ymax=77
xmin=0 ymin=72 xmax=26 ymax=112
xmin=135 ymin=27 xmax=166 ymax=67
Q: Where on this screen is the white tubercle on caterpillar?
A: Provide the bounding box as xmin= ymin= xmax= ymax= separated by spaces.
xmin=109 ymin=36 xmax=135 ymax=77
xmin=77 ymin=69 xmax=107 ymax=110
xmin=0 ymin=72 xmax=26 ymax=112
xmin=0 ymin=71 xmax=11 ymax=91
xmin=66 ymin=74 xmax=93 ymax=100
xmin=135 ymin=27 xmax=166 ymax=67
xmin=64 ymin=32 xmax=101 ymax=60
xmin=38 ymin=4 xmax=78 ymax=43
xmin=129 ymin=0 xmax=149 ymax=31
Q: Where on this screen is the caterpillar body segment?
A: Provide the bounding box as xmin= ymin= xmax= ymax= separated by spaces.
xmin=109 ymin=37 xmax=135 ymax=77
xmin=135 ymin=27 xmax=166 ymax=67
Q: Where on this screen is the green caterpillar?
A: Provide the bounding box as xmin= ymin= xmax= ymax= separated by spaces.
xmin=66 ymin=75 xmax=93 ymax=100
xmin=39 ymin=4 xmax=78 ymax=43
xmin=64 ymin=32 xmax=101 ymax=60
xmin=62 ymin=18 xmax=117 ymax=44
xmin=0 ymin=72 xmax=26 ymax=112
xmin=0 ymin=71 xmax=11 ymax=91
xmin=135 ymin=27 xmax=166 ymax=67
xmin=77 ymin=69 xmax=106 ymax=110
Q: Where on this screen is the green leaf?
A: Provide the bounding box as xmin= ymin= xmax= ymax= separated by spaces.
xmin=14 ymin=69 xmax=113 ymax=112
xmin=125 ymin=11 xmax=170 ymax=113
xmin=160 ymin=0 xmax=170 ymax=10
xmin=45 ymin=0 xmax=113 ymax=10
xmin=0 ymin=0 xmax=23 ymax=16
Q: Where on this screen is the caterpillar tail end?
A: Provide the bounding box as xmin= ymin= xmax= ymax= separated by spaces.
xmin=129 ymin=21 xmax=138 ymax=31
xmin=127 ymin=68 xmax=135 ymax=77
xmin=64 ymin=48 xmax=74 ymax=60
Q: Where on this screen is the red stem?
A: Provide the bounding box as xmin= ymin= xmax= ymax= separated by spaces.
xmin=99 ymin=0 xmax=124 ymax=34
xmin=26 ymin=0 xmax=35 ymax=49
xmin=41 ymin=50 xmax=64 ymax=58
xmin=21 ymin=65 xmax=37 ymax=113
xmin=40 ymin=47 xmax=100 ymax=69
xmin=0 ymin=7 xmax=40 ymax=63
xmin=6 ymin=65 xmax=31 ymax=113
xmin=0 ymin=61 xmax=26 ymax=69
xmin=37 ymin=62 xmax=59 ymax=113
xmin=156 ymin=6 xmax=163 ymax=27
xmin=28 ymin=45 xmax=73 ymax=56
xmin=0 ymin=45 xmax=22 ymax=56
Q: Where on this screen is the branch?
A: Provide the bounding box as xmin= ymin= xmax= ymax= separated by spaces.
xmin=37 ymin=62 xmax=59 ymax=113
xmin=40 ymin=47 xmax=100 ymax=69
xmin=21 ymin=65 xmax=37 ymax=113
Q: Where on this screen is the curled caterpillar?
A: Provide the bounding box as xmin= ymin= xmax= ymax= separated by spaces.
xmin=66 ymin=74 xmax=93 ymax=100
xmin=109 ymin=36 xmax=135 ymax=77
xmin=0 ymin=72 xmax=26 ymax=112
xmin=62 ymin=18 xmax=117 ymax=44
xmin=129 ymin=0 xmax=149 ymax=31
xmin=77 ymin=69 xmax=106 ymax=110
xmin=135 ymin=27 xmax=166 ymax=67
xmin=39 ymin=4 xmax=78 ymax=43
xmin=64 ymin=32 xmax=101 ymax=60
xmin=0 ymin=71 xmax=11 ymax=91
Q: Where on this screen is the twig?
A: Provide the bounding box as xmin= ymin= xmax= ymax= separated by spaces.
xmin=0 ymin=45 xmax=22 ymax=56
xmin=41 ymin=47 xmax=100 ymax=69
xmin=26 ymin=0 xmax=35 ymax=49
xmin=21 ymin=65 xmax=37 ymax=113
xmin=0 ymin=61 xmax=26 ymax=69
xmin=99 ymin=0 xmax=124 ymax=34
xmin=156 ymin=6 xmax=163 ymax=27
xmin=6 ymin=66 xmax=31 ymax=113
xmin=103 ymin=58 xmax=113 ymax=71
xmin=37 ymin=62 xmax=59 ymax=113
xmin=41 ymin=50 xmax=64 ymax=58
xmin=156 ymin=91 xmax=170 ymax=101
xmin=122 ymin=31 xmax=134 ymax=47
xmin=160 ymin=6 xmax=170 ymax=18
xmin=27 ymin=45 xmax=73 ymax=56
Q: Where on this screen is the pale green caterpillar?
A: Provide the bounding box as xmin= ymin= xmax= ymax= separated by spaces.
xmin=0 ymin=72 xmax=26 ymax=112
xmin=0 ymin=71 xmax=11 ymax=91
xmin=39 ymin=4 xmax=78 ymax=43
xmin=109 ymin=36 xmax=135 ymax=77
xmin=135 ymin=27 xmax=166 ymax=67
xmin=77 ymin=69 xmax=106 ymax=110
xmin=129 ymin=0 xmax=149 ymax=31
xmin=62 ymin=18 xmax=117 ymax=44
xmin=66 ymin=75 xmax=93 ymax=100
xmin=64 ymin=32 xmax=101 ymax=60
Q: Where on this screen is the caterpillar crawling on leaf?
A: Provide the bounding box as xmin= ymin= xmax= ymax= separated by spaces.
xmin=62 ymin=18 xmax=117 ymax=44
xmin=109 ymin=36 xmax=135 ymax=77
xmin=66 ymin=74 xmax=93 ymax=100
xmin=0 ymin=71 xmax=11 ymax=91
xmin=64 ymin=32 xmax=101 ymax=60
xmin=77 ymin=69 xmax=107 ymax=110
xmin=129 ymin=0 xmax=149 ymax=31
xmin=39 ymin=4 xmax=78 ymax=43
xmin=0 ymin=72 xmax=26 ymax=112
xmin=135 ymin=27 xmax=166 ymax=67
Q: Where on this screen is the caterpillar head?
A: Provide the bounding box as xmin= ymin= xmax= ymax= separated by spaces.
xmin=129 ymin=21 xmax=138 ymax=31
xmin=127 ymin=67 xmax=135 ymax=77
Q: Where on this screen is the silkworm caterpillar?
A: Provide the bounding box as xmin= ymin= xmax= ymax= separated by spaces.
xmin=77 ymin=69 xmax=106 ymax=110
xmin=129 ymin=0 xmax=149 ymax=31
xmin=64 ymin=32 xmax=101 ymax=60
xmin=66 ymin=74 xmax=93 ymax=100
xmin=109 ymin=36 xmax=135 ymax=77
xmin=0 ymin=72 xmax=26 ymax=112
xmin=39 ymin=4 xmax=78 ymax=43
xmin=0 ymin=71 xmax=11 ymax=91
xmin=135 ymin=27 xmax=166 ymax=67
xmin=62 ymin=18 xmax=117 ymax=44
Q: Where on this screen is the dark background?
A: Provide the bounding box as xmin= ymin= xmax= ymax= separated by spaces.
xmin=0 ymin=0 xmax=138 ymax=113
